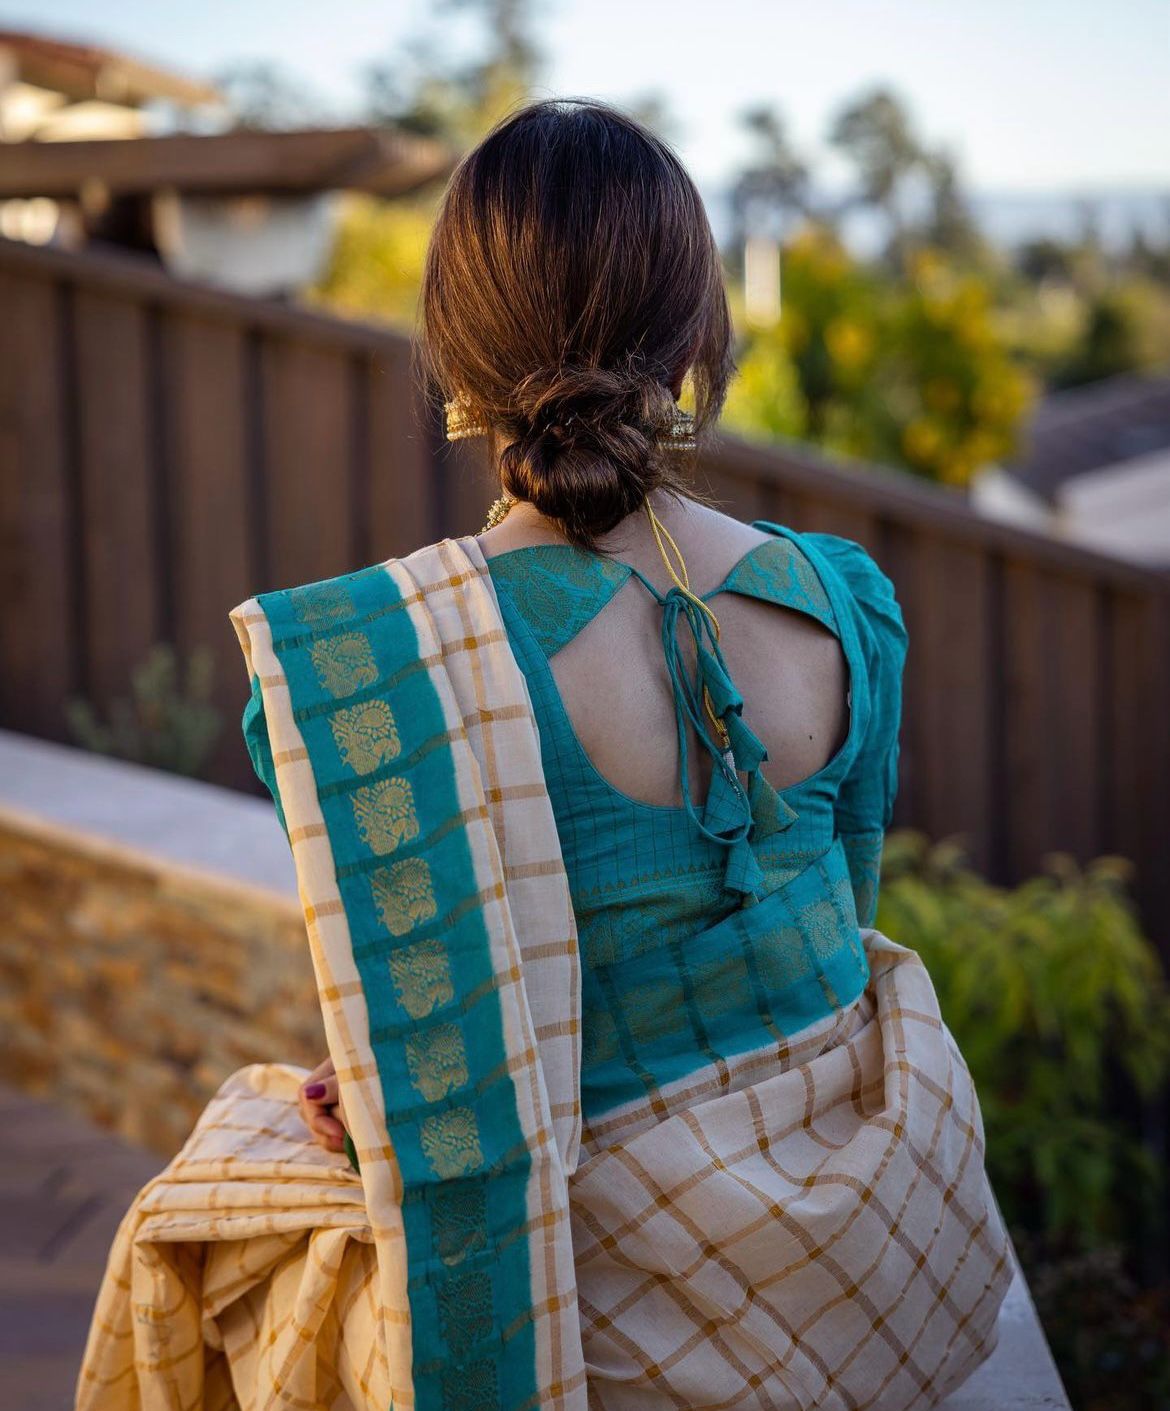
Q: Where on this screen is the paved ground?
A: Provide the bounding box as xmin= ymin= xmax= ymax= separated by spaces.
xmin=0 ymin=1083 xmax=1068 ymax=1410
xmin=0 ymin=1086 xmax=161 ymax=1411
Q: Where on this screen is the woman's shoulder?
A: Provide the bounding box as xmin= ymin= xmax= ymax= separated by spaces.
xmin=750 ymin=522 xmax=906 ymax=649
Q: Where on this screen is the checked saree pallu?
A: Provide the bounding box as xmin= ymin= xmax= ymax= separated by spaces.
xmin=77 ymin=537 xmax=1012 ymax=1411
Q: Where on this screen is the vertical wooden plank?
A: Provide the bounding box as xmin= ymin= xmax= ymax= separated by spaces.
xmin=695 ymin=465 xmax=740 ymax=519
xmin=368 ymin=340 xmax=434 ymax=558
xmin=260 ymin=336 xmax=352 ymax=588
xmin=1108 ymin=586 xmax=1170 ymax=960
xmin=778 ymin=486 xmax=881 ymax=542
xmin=1002 ymin=561 xmax=1102 ymax=880
xmin=891 ymin=533 xmax=994 ymax=871
xmin=1048 ymin=575 xmax=1102 ymax=864
xmin=74 ymin=288 xmax=159 ymax=705
xmin=750 ymin=481 xmax=802 ymax=529
xmin=166 ymin=310 xmax=256 ymax=789
xmin=438 ymin=435 xmax=498 ymax=539
xmin=0 ymin=270 xmax=75 ymax=736
xmin=799 ymin=498 xmax=881 ymax=553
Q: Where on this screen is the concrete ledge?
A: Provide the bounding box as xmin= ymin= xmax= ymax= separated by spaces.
xmin=0 ymin=730 xmax=1070 ymax=1408
xmin=941 ymin=1265 xmax=1068 ymax=1408
xmin=0 ymin=729 xmax=295 ymax=896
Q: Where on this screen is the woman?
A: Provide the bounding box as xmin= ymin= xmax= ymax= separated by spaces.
xmin=80 ymin=99 xmax=1010 ymax=1411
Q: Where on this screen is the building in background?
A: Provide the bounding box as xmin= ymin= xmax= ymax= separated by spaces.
xmin=972 ymin=373 xmax=1170 ymax=568
xmin=0 ymin=27 xmax=221 ymax=247
xmin=0 ymin=27 xmax=453 ymax=296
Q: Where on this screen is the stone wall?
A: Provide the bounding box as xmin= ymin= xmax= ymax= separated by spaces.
xmin=0 ymin=808 xmax=323 ymax=1156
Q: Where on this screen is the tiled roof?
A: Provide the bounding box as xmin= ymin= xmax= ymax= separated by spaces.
xmin=1007 ymin=372 xmax=1170 ymax=502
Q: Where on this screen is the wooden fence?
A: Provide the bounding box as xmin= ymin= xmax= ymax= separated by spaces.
xmin=2 ymin=236 xmax=1168 ymax=946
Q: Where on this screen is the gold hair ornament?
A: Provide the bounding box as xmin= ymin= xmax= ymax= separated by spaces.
xmin=443 ymin=392 xmax=489 ymax=442
xmin=447 ymin=397 xmax=697 ymax=450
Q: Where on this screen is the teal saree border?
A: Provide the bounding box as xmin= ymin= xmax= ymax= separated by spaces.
xmin=258 ymin=563 xmax=536 ymax=1411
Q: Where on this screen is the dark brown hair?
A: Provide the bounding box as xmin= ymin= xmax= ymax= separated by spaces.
xmin=417 ymin=97 xmax=735 ymax=548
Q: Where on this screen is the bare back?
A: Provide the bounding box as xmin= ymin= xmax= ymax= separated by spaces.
xmin=480 ymin=493 xmax=850 ymax=807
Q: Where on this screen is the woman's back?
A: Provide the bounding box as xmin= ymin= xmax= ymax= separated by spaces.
xmin=482 ymin=493 xmax=907 ymax=1128
xmin=482 ymin=495 xmax=851 ymax=803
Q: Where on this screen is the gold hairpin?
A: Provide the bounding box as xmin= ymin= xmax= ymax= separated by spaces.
xmin=659 ymin=403 xmax=697 ymax=452
xmin=445 ymin=392 xmax=697 ymax=450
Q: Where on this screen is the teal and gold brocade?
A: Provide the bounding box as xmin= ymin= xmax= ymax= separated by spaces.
xmin=249 ymin=562 xmax=545 ymax=1411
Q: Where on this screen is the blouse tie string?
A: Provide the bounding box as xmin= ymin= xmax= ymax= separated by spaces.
xmin=640 ymin=505 xmax=800 ymax=900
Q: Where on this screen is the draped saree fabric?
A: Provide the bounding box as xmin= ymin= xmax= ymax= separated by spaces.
xmin=77 ymin=537 xmax=1012 ymax=1411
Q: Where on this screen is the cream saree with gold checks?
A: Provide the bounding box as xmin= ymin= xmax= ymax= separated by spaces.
xmin=77 ymin=537 xmax=1011 ymax=1411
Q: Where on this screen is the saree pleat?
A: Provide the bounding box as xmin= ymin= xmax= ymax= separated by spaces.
xmin=77 ymin=537 xmax=1010 ymax=1411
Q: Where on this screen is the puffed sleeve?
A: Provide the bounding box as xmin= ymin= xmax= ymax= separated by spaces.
xmin=241 ymin=674 xmax=289 ymax=838
xmin=804 ymin=533 xmax=908 ymax=927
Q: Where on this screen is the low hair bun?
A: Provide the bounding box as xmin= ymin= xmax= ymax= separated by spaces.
xmin=497 ymin=363 xmax=676 ymax=545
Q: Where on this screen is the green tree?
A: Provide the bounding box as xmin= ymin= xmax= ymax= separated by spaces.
xmin=313 ymin=0 xmax=546 ymax=325
xmin=363 ymin=0 xmax=542 ymax=143
xmin=724 ymin=231 xmax=1033 ymax=487
xmin=214 ymin=62 xmax=332 ymax=130
xmin=728 ymin=105 xmax=811 ymax=278
xmin=921 ymin=149 xmax=983 ymax=262
xmin=829 ymin=87 xmax=923 ymax=266
xmin=1055 ymin=291 xmax=1145 ymax=388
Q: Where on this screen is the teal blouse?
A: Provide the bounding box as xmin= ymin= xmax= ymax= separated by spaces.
xmin=243 ymin=522 xmax=907 ymax=1122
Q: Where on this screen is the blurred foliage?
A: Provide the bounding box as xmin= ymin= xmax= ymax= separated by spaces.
xmin=877 ymin=831 xmax=1170 ymax=1250
xmin=211 ymin=61 xmax=335 ymax=130
xmin=312 ymin=0 xmax=552 ymax=325
xmin=726 ymin=90 xmax=1169 ymax=484
xmin=67 ymin=645 xmax=222 ymax=780
xmin=309 ymin=194 xmax=435 ymax=327
xmin=724 ymin=231 xmax=1034 ymax=486
xmin=223 ymin=6 xmax=1170 ymax=488
xmin=877 ymin=831 xmax=1170 ymax=1406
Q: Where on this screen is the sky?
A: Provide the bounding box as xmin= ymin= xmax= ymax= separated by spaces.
xmin=4 ymin=0 xmax=1169 ymax=195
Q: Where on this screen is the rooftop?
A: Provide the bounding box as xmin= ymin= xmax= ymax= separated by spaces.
xmin=0 ymin=124 xmax=457 ymax=200
xmin=0 ymin=27 xmax=220 ymax=108
xmin=1007 ymin=371 xmax=1170 ymax=502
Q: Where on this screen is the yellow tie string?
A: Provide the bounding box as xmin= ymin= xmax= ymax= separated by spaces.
xmin=645 ymin=503 xmax=731 ymax=750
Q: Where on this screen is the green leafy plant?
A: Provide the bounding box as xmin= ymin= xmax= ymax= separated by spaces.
xmin=67 ymin=644 xmax=223 ymax=780
xmin=723 ymin=230 xmax=1034 ymax=487
xmin=876 ymin=831 xmax=1170 ymax=1251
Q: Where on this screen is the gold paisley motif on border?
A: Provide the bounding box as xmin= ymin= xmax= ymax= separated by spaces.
xmin=309 ymin=632 xmax=378 ymax=698
xmin=387 ymin=934 xmax=452 ymax=1017
xmin=420 ymin=1105 xmax=484 ymax=1179
xmin=372 ymin=858 xmax=438 ymax=938
xmin=351 ymin=777 xmax=419 ymax=855
xmin=330 ymin=699 xmax=401 ymax=774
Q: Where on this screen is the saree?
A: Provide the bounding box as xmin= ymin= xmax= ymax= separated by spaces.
xmin=78 ymin=537 xmax=1012 ymax=1411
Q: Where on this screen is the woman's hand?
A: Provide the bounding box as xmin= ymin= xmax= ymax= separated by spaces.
xmin=298 ymin=1057 xmax=349 ymax=1154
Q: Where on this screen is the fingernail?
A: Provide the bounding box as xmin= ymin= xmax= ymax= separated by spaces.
xmin=304 ymin=1082 xmax=327 ymax=1100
